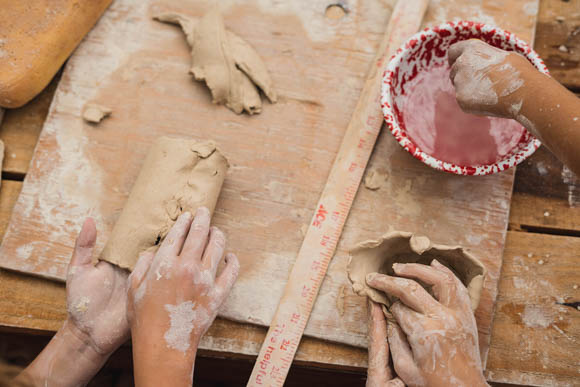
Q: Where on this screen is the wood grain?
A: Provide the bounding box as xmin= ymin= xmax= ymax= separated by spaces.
xmin=0 ymin=75 xmax=60 ymax=177
xmin=0 ymin=1 xmax=577 ymax=385
xmin=486 ymin=230 xmax=580 ymax=386
xmin=0 ymin=0 xmax=540 ymax=361
xmin=534 ymin=0 xmax=580 ymax=89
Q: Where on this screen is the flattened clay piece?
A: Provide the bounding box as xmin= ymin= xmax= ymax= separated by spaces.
xmin=347 ymin=231 xmax=486 ymax=311
xmin=100 ymin=136 xmax=229 ymax=270
xmin=153 ymin=8 xmax=277 ymax=115
xmin=82 ymin=103 xmax=112 ymax=123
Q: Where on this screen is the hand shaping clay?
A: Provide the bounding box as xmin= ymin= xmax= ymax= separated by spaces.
xmin=99 ymin=136 xmax=229 ymax=270
xmin=153 ymin=8 xmax=277 ymax=115
xmin=347 ymin=231 xmax=486 ymax=311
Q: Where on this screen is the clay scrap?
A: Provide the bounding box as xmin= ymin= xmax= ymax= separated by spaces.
xmin=347 ymin=231 xmax=486 ymax=312
xmin=82 ymin=103 xmax=112 ymax=124
xmin=363 ymin=168 xmax=388 ymax=190
xmin=99 ymin=136 xmax=229 ymax=270
xmin=153 ymin=8 xmax=277 ymax=115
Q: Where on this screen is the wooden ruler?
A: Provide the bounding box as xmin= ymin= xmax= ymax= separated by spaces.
xmin=247 ymin=1 xmax=429 ymax=385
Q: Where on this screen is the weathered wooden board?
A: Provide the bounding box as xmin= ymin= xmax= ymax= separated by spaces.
xmin=0 ymin=0 xmax=539 ymax=359
xmin=486 ymin=231 xmax=580 ymax=386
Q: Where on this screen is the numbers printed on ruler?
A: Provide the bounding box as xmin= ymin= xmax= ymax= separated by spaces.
xmin=247 ymin=1 xmax=429 ymax=383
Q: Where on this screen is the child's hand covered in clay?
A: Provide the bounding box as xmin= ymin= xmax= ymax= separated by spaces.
xmin=14 ymin=218 xmax=130 ymax=386
xmin=448 ymin=39 xmax=533 ymax=119
xmin=127 ymin=207 xmax=239 ymax=387
xmin=367 ymin=300 xmax=405 ymax=387
xmin=366 ymin=260 xmax=488 ymax=387
xmin=66 ymin=218 xmax=130 ymax=355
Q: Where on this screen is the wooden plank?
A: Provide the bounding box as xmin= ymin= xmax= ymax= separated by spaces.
xmin=486 ymin=230 xmax=580 ymax=386
xmin=0 ymin=0 xmax=539 ymax=357
xmin=0 ymin=179 xmax=366 ymax=368
xmin=511 ymin=146 xmax=580 ymax=232
xmin=0 ymin=75 xmax=60 ymax=176
xmin=0 ymin=180 xmax=22 ymax=239
xmin=534 ymin=0 xmax=580 ymax=89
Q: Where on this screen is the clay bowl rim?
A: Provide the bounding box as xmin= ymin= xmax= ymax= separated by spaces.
xmin=381 ymin=21 xmax=549 ymax=176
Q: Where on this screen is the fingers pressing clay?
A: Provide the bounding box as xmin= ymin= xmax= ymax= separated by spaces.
xmin=366 ymin=273 xmax=438 ymax=314
xmin=393 ymin=263 xmax=455 ymax=307
xmin=70 ymin=218 xmax=97 ymax=269
xmin=181 ymin=207 xmax=211 ymax=261
xmin=201 ymin=227 xmax=226 ymax=276
xmin=99 ymin=137 xmax=229 ymax=270
xmin=214 ymin=253 xmax=240 ymax=303
xmin=152 ymin=8 xmax=276 ymax=115
xmin=129 ymin=251 xmax=155 ymax=288
xmin=367 ymin=301 xmax=393 ymax=386
xmin=157 ymin=212 xmax=193 ymax=258
xmin=347 ymin=231 xmax=486 ymax=312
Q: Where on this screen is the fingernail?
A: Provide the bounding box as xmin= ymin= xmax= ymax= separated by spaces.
xmin=392 ymin=263 xmax=403 ymax=272
xmin=366 ymin=272 xmax=378 ymax=284
xmin=196 ymin=206 xmax=210 ymax=217
xmin=181 ymin=211 xmax=193 ymax=221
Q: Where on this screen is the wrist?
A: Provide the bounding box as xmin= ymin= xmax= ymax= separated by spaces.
xmin=59 ymin=319 xmax=110 ymax=365
xmin=18 ymin=320 xmax=110 ymax=387
xmin=132 ymin=328 xmax=200 ymax=386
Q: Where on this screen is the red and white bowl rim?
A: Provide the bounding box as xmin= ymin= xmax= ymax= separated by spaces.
xmin=381 ymin=21 xmax=549 ymax=176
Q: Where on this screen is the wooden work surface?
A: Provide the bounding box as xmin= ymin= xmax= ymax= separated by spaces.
xmin=0 ymin=0 xmax=539 ymax=359
xmin=0 ymin=0 xmax=578 ymax=386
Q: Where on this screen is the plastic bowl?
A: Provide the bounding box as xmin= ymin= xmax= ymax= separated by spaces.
xmin=381 ymin=21 xmax=549 ymax=176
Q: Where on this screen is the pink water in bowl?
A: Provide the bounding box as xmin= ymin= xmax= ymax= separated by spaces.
xmin=399 ymin=64 xmax=526 ymax=166
xmin=382 ymin=21 xmax=549 ymax=175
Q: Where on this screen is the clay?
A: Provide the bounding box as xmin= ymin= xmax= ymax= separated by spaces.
xmin=82 ymin=103 xmax=112 ymax=124
xmin=363 ymin=168 xmax=388 ymax=190
xmin=99 ymin=136 xmax=229 ymax=270
xmin=347 ymin=231 xmax=486 ymax=311
xmin=153 ymin=8 xmax=277 ymax=115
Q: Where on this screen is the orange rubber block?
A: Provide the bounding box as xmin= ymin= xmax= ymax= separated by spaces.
xmin=0 ymin=0 xmax=112 ymax=108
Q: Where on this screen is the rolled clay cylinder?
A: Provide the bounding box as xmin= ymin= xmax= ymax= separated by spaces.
xmin=347 ymin=231 xmax=486 ymax=312
xmin=0 ymin=0 xmax=112 ymax=108
xmin=100 ymin=136 xmax=229 ymax=270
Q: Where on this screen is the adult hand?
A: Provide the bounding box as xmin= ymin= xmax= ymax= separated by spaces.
xmin=127 ymin=207 xmax=239 ymax=387
xmin=366 ymin=260 xmax=488 ymax=387
xmin=367 ymin=300 xmax=404 ymax=387
xmin=448 ymin=39 xmax=534 ymax=119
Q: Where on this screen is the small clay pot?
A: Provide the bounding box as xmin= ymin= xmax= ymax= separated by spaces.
xmin=347 ymin=231 xmax=486 ymax=311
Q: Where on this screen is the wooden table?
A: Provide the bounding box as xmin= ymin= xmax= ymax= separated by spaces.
xmin=0 ymin=0 xmax=579 ymax=385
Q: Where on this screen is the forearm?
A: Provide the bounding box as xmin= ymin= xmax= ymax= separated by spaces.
xmin=514 ymin=72 xmax=580 ymax=175
xmin=15 ymin=320 xmax=109 ymax=386
xmin=132 ymin=333 xmax=198 ymax=387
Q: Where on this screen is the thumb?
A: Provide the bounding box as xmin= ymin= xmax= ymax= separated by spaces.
xmin=69 ymin=218 xmax=97 ymax=269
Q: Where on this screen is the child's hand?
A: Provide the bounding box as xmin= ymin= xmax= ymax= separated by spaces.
xmin=366 ymin=260 xmax=488 ymax=387
xmin=66 ymin=218 xmax=130 ymax=356
xmin=127 ymin=207 xmax=239 ymax=386
xmin=448 ymin=39 xmax=534 ymax=119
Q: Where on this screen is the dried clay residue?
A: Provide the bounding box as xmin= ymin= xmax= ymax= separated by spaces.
xmin=82 ymin=103 xmax=112 ymax=124
xmin=153 ymin=8 xmax=277 ymax=115
xmin=364 ymin=168 xmax=389 ymax=190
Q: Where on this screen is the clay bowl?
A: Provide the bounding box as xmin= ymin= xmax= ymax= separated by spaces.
xmin=381 ymin=21 xmax=549 ymax=175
